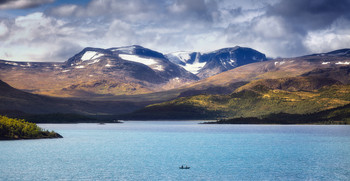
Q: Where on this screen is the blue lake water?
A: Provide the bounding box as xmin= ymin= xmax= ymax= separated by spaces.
xmin=1 ymin=121 xmax=350 ymax=180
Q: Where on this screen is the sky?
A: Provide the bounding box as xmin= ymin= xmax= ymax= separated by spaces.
xmin=0 ymin=0 xmax=349 ymax=62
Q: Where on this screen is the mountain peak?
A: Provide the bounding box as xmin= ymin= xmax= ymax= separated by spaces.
xmin=66 ymin=47 xmax=112 ymax=66
xmin=167 ymin=46 xmax=267 ymax=78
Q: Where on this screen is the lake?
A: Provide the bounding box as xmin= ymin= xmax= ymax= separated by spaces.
xmin=1 ymin=121 xmax=350 ymax=180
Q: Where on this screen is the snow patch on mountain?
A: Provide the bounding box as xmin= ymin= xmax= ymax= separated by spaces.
xmin=168 ymin=52 xmax=192 ymax=63
xmin=182 ymin=60 xmax=206 ymax=74
xmin=274 ymin=61 xmax=285 ymax=66
xmin=167 ymin=52 xmax=206 ymax=74
xmin=153 ymin=65 xmax=164 ymax=71
xmin=227 ymin=59 xmax=236 ymax=66
xmin=335 ymin=61 xmax=350 ymax=65
xmin=119 ymin=54 xmax=157 ymax=65
xmin=119 ymin=54 xmax=164 ymax=71
xmin=81 ymin=51 xmax=104 ymax=61
xmin=5 ymin=62 xmax=18 ymax=66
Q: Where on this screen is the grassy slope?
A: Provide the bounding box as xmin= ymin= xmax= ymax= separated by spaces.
xmin=126 ymin=77 xmax=350 ymax=120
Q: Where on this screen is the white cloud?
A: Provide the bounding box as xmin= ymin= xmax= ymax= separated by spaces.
xmin=0 ymin=21 xmax=9 ymax=37
xmin=0 ymin=12 xmax=83 ymax=62
xmin=253 ymin=16 xmax=286 ymax=38
xmin=304 ymin=19 xmax=350 ymax=53
xmin=305 ymin=32 xmax=350 ymax=53
xmin=104 ymin=20 xmax=137 ymax=47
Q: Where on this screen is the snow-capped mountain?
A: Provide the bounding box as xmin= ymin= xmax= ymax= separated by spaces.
xmin=0 ymin=45 xmax=198 ymax=98
xmin=166 ymin=46 xmax=267 ymax=79
xmin=66 ymin=45 xmax=197 ymax=83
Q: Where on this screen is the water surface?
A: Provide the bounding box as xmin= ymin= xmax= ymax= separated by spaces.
xmin=1 ymin=121 xmax=349 ymax=180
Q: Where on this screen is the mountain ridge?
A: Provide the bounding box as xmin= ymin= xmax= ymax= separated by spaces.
xmin=0 ymin=45 xmax=268 ymax=98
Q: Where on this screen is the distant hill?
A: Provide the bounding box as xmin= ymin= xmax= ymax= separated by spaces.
xmin=0 ymin=79 xmax=144 ymax=115
xmin=302 ymin=66 xmax=350 ymax=84
xmin=205 ymin=104 xmax=350 ymax=124
xmin=235 ymin=76 xmax=342 ymax=92
xmin=123 ymin=77 xmax=350 ymax=120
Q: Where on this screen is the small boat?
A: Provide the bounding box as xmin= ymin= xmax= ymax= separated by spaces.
xmin=179 ymin=165 xmax=190 ymax=169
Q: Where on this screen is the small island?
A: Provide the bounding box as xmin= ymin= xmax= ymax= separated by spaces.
xmin=0 ymin=115 xmax=62 ymax=140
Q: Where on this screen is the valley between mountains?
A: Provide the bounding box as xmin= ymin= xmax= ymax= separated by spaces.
xmin=1 ymin=45 xmax=350 ymax=124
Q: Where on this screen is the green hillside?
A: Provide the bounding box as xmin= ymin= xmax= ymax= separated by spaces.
xmin=206 ymin=104 xmax=350 ymax=124
xmin=126 ymin=77 xmax=350 ymax=121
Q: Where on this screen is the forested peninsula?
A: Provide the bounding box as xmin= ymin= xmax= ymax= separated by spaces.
xmin=0 ymin=115 xmax=62 ymax=140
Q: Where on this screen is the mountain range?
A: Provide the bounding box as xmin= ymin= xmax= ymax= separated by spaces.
xmin=1 ymin=46 xmax=350 ymax=123
xmin=0 ymin=45 xmax=266 ymax=98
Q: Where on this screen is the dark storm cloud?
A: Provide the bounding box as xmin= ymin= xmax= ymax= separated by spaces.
xmin=46 ymin=0 xmax=218 ymax=24
xmin=0 ymin=0 xmax=54 ymax=9
xmin=224 ymin=0 xmax=350 ymax=57
xmin=169 ymin=0 xmax=219 ymax=22
xmin=0 ymin=0 xmax=13 ymax=4
xmin=267 ymin=0 xmax=350 ymax=33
